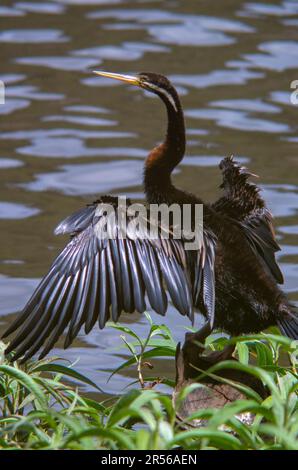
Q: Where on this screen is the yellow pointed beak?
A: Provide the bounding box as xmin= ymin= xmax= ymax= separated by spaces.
xmin=93 ymin=71 xmax=140 ymax=86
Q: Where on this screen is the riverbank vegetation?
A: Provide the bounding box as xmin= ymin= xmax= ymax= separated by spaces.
xmin=0 ymin=316 xmax=297 ymax=450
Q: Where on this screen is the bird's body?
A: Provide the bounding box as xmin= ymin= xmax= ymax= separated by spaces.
xmin=211 ymin=216 xmax=289 ymax=336
xmin=3 ymin=71 xmax=297 ymax=361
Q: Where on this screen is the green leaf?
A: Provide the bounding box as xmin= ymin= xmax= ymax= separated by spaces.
xmin=236 ymin=342 xmax=250 ymax=365
xmin=33 ymin=363 xmax=103 ymax=392
xmin=108 ymin=346 xmax=175 ymax=381
xmin=107 ymin=323 xmax=142 ymax=343
xmin=0 ymin=365 xmax=46 ymax=409
xmin=169 ymin=429 xmax=243 ymax=450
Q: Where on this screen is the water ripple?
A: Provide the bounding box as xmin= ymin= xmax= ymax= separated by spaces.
xmin=262 ymin=184 xmax=298 ymax=217
xmin=242 ymin=41 xmax=298 ymax=71
xmin=21 ymin=160 xmax=143 ymax=195
xmin=210 ymin=99 xmax=281 ymax=113
xmin=182 ymin=155 xmax=249 ymax=167
xmin=0 ymin=6 xmax=24 ymax=17
xmin=0 ymin=275 xmax=39 ymax=316
xmin=239 ymin=2 xmax=298 ymax=18
xmin=0 ymin=29 xmax=69 ymax=43
xmin=0 ymin=98 xmax=30 ymax=115
xmin=171 ymin=68 xmax=264 ymax=89
xmin=64 ymin=105 xmax=110 ymax=114
xmin=279 ymin=225 xmax=298 ymax=235
xmin=270 ymin=91 xmax=292 ymax=106
xmin=185 ymin=108 xmax=291 ymax=133
xmin=6 ymin=85 xmax=64 ymax=101
xmin=42 ymin=115 xmax=117 ymax=127
xmin=73 ymin=41 xmax=169 ymax=61
xmin=89 ymin=9 xmax=254 ymax=47
xmin=0 ymin=128 xmax=134 ymax=141
xmin=0 ymin=202 xmax=40 ymax=219
xmin=16 ymin=134 xmax=136 ymax=158
xmin=15 ymin=56 xmax=100 ymax=71
xmin=0 ymin=158 xmax=24 ymax=169
xmin=15 ymin=2 xmax=66 ymax=14
xmin=57 ymin=0 xmax=124 ymax=4
xmin=0 ymin=73 xmax=26 ymax=84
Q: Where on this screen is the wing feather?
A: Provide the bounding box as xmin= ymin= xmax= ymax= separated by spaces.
xmin=85 ymin=252 xmax=100 ymax=334
xmin=126 ymin=241 xmax=146 ymax=313
xmin=98 ymin=248 xmax=109 ymax=329
xmin=3 ymin=197 xmax=216 ymax=360
xmin=8 ymin=275 xmax=69 ymax=360
xmin=106 ymin=241 xmax=120 ymax=322
xmin=214 ymin=156 xmax=283 ymax=284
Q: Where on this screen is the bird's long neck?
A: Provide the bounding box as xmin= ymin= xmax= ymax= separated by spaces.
xmin=144 ymin=88 xmax=185 ymax=201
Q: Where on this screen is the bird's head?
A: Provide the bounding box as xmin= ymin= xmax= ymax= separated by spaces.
xmin=93 ymin=70 xmax=180 ymax=113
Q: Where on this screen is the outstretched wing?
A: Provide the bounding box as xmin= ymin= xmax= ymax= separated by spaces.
xmin=213 ymin=156 xmax=283 ymax=284
xmin=3 ymin=196 xmax=215 ymax=361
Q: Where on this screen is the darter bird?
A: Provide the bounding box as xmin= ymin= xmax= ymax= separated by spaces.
xmin=3 ymin=71 xmax=297 ymax=362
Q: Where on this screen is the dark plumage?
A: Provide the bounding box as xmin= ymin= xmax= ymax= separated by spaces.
xmin=3 ymin=71 xmax=297 ymax=362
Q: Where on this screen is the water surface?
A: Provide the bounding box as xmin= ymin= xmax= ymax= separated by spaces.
xmin=0 ymin=0 xmax=297 ymax=396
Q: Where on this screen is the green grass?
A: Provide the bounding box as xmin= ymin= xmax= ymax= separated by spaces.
xmin=0 ymin=315 xmax=297 ymax=450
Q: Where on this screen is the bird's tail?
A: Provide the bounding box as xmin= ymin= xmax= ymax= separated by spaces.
xmin=278 ymin=310 xmax=298 ymax=340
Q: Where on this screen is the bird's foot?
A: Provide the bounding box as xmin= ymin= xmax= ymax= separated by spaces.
xmin=206 ymin=343 xmax=235 ymax=363
xmin=179 ymin=322 xmax=212 ymax=381
xmin=183 ymin=321 xmax=212 ymax=350
xmin=179 ymin=323 xmax=235 ymax=382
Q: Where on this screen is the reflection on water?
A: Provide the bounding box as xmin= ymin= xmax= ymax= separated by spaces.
xmin=0 ymin=158 xmax=23 ymax=168
xmin=0 ymin=98 xmax=30 ymax=115
xmin=89 ymin=8 xmax=254 ymax=46
xmin=270 ymin=91 xmax=292 ymax=106
xmin=280 ymin=225 xmax=298 ymax=235
xmin=242 ymin=41 xmax=298 ymax=71
xmin=6 ymin=86 xmax=64 ymax=101
xmin=0 ymin=275 xmax=39 ymax=316
xmin=183 ymin=155 xmax=249 ymax=167
xmin=210 ymin=99 xmax=280 ymax=113
xmin=0 ymin=202 xmax=40 ymax=219
xmin=0 ymin=29 xmax=68 ymax=43
xmin=262 ymin=185 xmax=298 ymax=217
xmin=73 ymin=42 xmax=169 ymax=61
xmin=22 ymin=160 xmax=143 ymax=195
xmin=15 ymin=133 xmax=135 ymax=158
xmin=239 ymin=2 xmax=298 ymax=18
xmin=0 ymin=0 xmax=297 ymax=395
xmin=42 ymin=115 xmax=117 ymax=126
xmin=15 ymin=56 xmax=101 ymax=71
xmin=186 ymin=108 xmax=291 ymax=133
xmin=14 ymin=2 xmax=66 ymax=15
xmin=171 ymin=69 xmax=265 ymax=89
xmin=0 ymin=6 xmax=24 ymax=16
